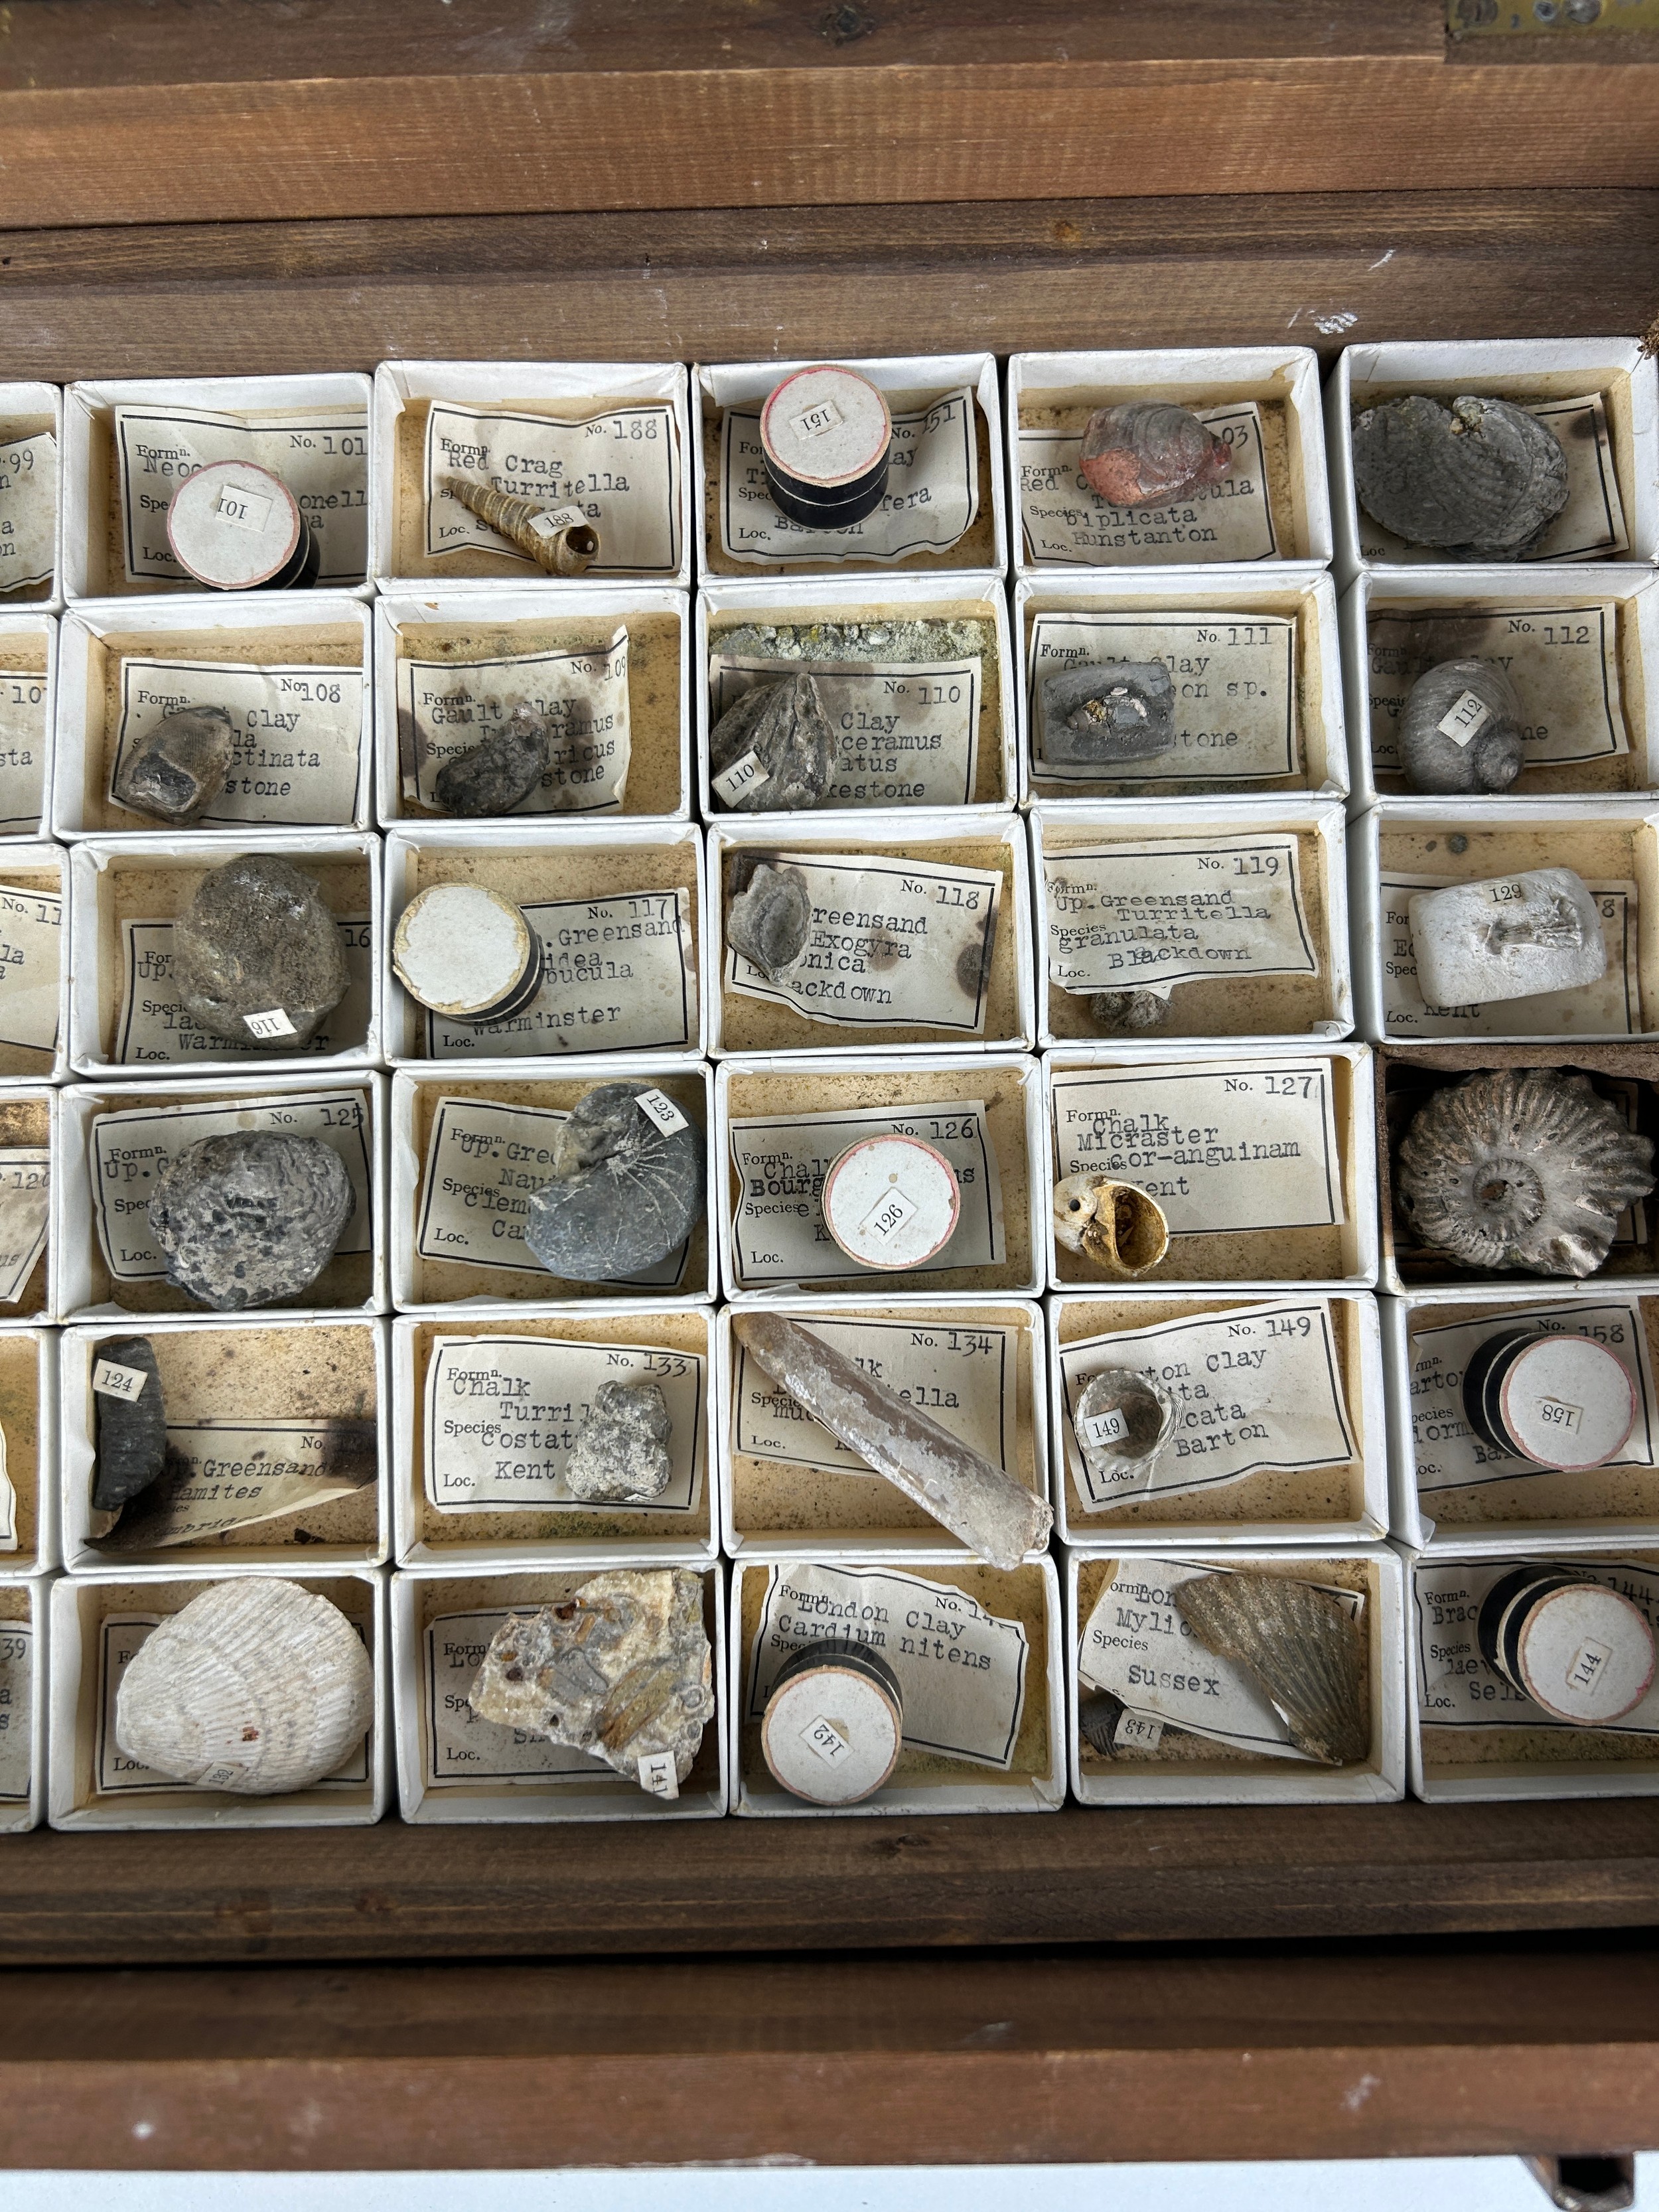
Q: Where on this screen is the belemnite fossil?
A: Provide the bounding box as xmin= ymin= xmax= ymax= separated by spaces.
xmin=1350 ymin=393 xmax=1568 ymax=560
xmin=1079 ymin=403 xmax=1232 ymax=508
xmin=1397 ymin=658 xmax=1524 ymax=795
xmin=524 ymin=1081 xmax=704 ymax=1282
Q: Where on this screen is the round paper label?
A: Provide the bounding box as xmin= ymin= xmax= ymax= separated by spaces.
xmin=820 ymin=1134 xmax=960 ymax=1271
xmin=167 ymin=460 xmax=303 ymax=589
xmin=394 ymin=883 xmax=532 ymax=1018
xmin=760 ymin=366 xmax=893 ymax=492
xmin=762 ymin=1663 xmax=902 ymax=1806
xmin=1515 ymin=1581 xmax=1656 ymax=1725
xmin=1499 ymin=1335 xmax=1637 ymax=1471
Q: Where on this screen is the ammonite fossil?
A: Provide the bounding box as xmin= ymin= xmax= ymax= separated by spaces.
xmin=1394 ymin=1067 xmax=1656 ymax=1278
xmin=1350 ymin=394 xmax=1568 ymax=560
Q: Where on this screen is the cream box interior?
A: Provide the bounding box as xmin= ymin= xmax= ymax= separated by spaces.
xmin=0 ymin=1325 xmax=57 ymax=1576
xmin=0 ymin=1574 xmax=48 ymax=1834
xmin=0 ymin=382 xmax=62 ymax=610
xmin=0 ymin=840 xmax=68 ymax=1082
xmin=0 ymin=611 xmax=56 ymax=837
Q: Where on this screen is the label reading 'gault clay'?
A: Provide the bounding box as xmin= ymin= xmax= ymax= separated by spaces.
xmin=1380 ymin=873 xmax=1638 ymax=1037
xmin=1367 ymin=603 xmax=1626 ymax=773
xmin=1049 ymin=1058 xmax=1346 ymax=1236
xmin=1414 ymin=1558 xmax=1659 ymax=1732
xmin=423 ymin=1334 xmax=703 ymax=1511
xmin=397 ymin=628 xmax=630 ymax=815
xmin=0 ymin=431 xmax=56 ymax=593
xmin=0 ymin=666 xmax=48 ymax=832
xmin=0 ymin=1617 xmax=31 ymax=1801
xmin=721 ymin=387 xmax=979 ymax=565
xmin=709 ymin=654 xmax=982 ymax=808
xmin=727 ymin=1100 xmax=1004 ymax=1286
xmin=1043 ymin=834 xmax=1319 ymax=995
xmin=111 ymin=658 xmax=364 ymax=828
xmin=747 ymin=1561 xmax=1027 ymax=1769
xmin=0 ymin=887 xmax=60 ymax=1053
xmin=114 ymin=406 xmax=368 ymax=585
xmin=1019 ymin=404 xmax=1275 ymax=568
xmin=425 ymin=401 xmax=680 ymax=577
xmin=115 ymin=915 xmax=373 ymax=1065
xmin=732 ymin=1313 xmax=1019 ymax=1482
xmin=422 ymin=1611 xmax=611 ymax=1787
xmin=1058 ymin=1298 xmax=1357 ymax=1510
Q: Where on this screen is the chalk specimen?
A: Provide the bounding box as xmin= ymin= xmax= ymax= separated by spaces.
xmin=1408 ymin=867 xmax=1607 ymax=1009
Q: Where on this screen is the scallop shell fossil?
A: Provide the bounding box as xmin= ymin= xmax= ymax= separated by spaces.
xmin=437 ymin=474 xmax=599 ymax=577
xmin=114 ymin=1576 xmax=372 ymax=1795
xmin=1053 ymin=1175 xmax=1169 ymax=1278
xmin=1350 ymin=393 xmax=1568 ymax=560
xmin=1395 ymin=1067 xmax=1656 ymax=1278
xmin=1175 ymin=1570 xmax=1368 ymax=1768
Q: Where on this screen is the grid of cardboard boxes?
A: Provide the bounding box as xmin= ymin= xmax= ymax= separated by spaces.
xmin=0 ymin=336 xmax=1656 ymax=1832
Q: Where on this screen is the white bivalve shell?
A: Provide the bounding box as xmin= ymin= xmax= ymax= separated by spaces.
xmin=114 ymin=1576 xmax=373 ymax=1795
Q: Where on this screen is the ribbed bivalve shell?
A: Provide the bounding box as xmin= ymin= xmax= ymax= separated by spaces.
xmin=114 ymin=1576 xmax=373 ymax=1795
xmin=1395 ymin=1067 xmax=1656 ymax=1278
xmin=437 ymin=475 xmax=597 ymax=576
xmin=1175 ymin=1570 xmax=1368 ymax=1768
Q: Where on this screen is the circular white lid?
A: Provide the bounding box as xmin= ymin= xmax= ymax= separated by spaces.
xmin=821 ymin=1134 xmax=960 ymax=1271
xmin=393 ymin=883 xmax=530 ymax=1017
xmin=1499 ymin=1335 xmax=1638 ymax=1470
xmin=167 ymin=460 xmax=303 ymax=589
xmin=1515 ymin=1582 xmax=1656 ymax=1724
xmin=760 ymin=366 xmax=893 ymax=491
xmin=762 ymin=1663 xmax=902 ymax=1805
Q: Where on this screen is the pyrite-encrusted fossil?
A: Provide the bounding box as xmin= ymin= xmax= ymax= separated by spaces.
xmin=1350 ymin=394 xmax=1568 ymax=559
xmin=1079 ymin=403 xmax=1232 ymax=508
xmin=147 ymin=1131 xmax=355 ymax=1309
xmin=1397 ymin=658 xmax=1524 ymax=795
xmin=709 ymin=673 xmax=836 ymax=812
xmin=1175 ymin=1570 xmax=1369 ymax=1768
xmin=113 ymin=706 xmax=234 ymax=826
xmin=1041 ymin=661 xmax=1176 ymax=769
xmin=524 ymin=1081 xmax=704 ymax=1282
xmin=1395 ymin=1067 xmax=1656 ymax=1278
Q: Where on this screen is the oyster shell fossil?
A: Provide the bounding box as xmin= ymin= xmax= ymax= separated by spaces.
xmin=727 ymin=862 xmax=812 ymax=979
xmin=1175 ymin=1570 xmax=1368 ymax=1767
xmin=114 ymin=1576 xmax=373 ymax=1795
xmin=147 ymin=1131 xmax=355 ymax=1310
xmin=1350 ymin=393 xmax=1568 ymax=560
xmin=524 ymin=1080 xmax=705 ymax=1282
xmin=1053 ymin=1175 xmax=1169 ymax=1278
xmin=709 ymin=673 xmax=836 ymax=812
xmin=437 ymin=473 xmax=598 ymax=577
xmin=1397 ymin=658 xmax=1524 ymax=796
xmin=1395 ymin=1067 xmax=1655 ymax=1278
xmin=1079 ymin=403 xmax=1232 ymax=508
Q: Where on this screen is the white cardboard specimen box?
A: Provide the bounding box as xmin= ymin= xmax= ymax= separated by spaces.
xmin=392 ymin=1556 xmax=727 ymax=1824
xmin=48 ymin=1562 xmax=388 ymax=1832
xmin=392 ymin=1305 xmax=717 ymax=1569
xmin=54 ymin=592 xmax=374 ymax=838
xmin=0 ymin=382 xmax=63 ymax=611
xmin=372 ymin=360 xmax=693 ymax=592
xmin=0 ymin=1084 xmax=56 ymax=1325
xmin=0 ymin=1574 xmax=47 ymax=1834
xmin=0 ymin=611 xmax=57 ymax=840
xmin=1007 ymin=347 xmax=1332 ymax=577
xmin=0 ymin=841 xmax=69 ymax=1084
xmin=62 ymin=373 xmax=374 ymax=603
xmin=694 ymin=353 xmax=1007 ymax=581
xmin=0 ymin=1324 xmax=58 ymax=1576
xmin=1326 ymin=338 xmax=1659 ymax=583
xmin=727 ymin=1550 xmax=1064 ymax=1818
xmin=1032 ymin=797 xmax=1354 ymax=1049
xmin=697 ymin=569 xmax=1017 ymax=816
xmin=1016 ymin=565 xmax=1346 ymax=810
xmin=1066 ymin=1541 xmax=1406 ymax=1806
xmin=376 ymin=584 xmax=691 ymax=826
xmin=1050 ymin=1290 xmax=1388 ymax=1551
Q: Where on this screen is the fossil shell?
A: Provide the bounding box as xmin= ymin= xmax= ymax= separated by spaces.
xmin=1041 ymin=661 xmax=1177 ymax=769
xmin=1350 ymin=394 xmax=1569 ymax=559
xmin=1395 ymin=1067 xmax=1655 ymax=1278
xmin=1091 ymin=986 xmax=1169 ymax=1034
xmin=565 ymin=1380 xmax=674 ymax=1502
xmin=114 ymin=1576 xmax=373 ymax=1795
xmin=112 ymin=705 xmax=234 ymax=825
xmin=1398 ymin=658 xmax=1524 ymax=795
xmin=1074 ymin=1365 xmax=1176 ymax=1493
xmin=437 ymin=474 xmax=598 ymax=576
xmin=469 ymin=1567 xmax=713 ymax=1789
xmin=434 ymin=705 xmax=551 ymax=816
xmin=171 ymin=855 xmax=349 ymax=1050
xmin=1079 ymin=404 xmax=1232 ymax=508
xmin=709 ymin=674 xmax=837 ymax=812
xmin=1078 ymin=1688 xmax=1131 ymax=1758
xmin=1175 ymin=1570 xmax=1368 ymax=1767
xmin=147 ymin=1132 xmax=355 ymax=1310
xmin=727 ymin=862 xmax=812 ymax=979
xmin=1053 ymin=1175 xmax=1169 ymax=1278
xmin=524 ymin=1080 xmax=705 ymax=1282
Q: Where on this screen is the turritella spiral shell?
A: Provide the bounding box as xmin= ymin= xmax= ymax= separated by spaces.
xmin=1395 ymin=1067 xmax=1656 ymax=1278
xmin=437 ymin=475 xmax=598 ymax=577
xmin=114 ymin=1577 xmax=372 ymax=1795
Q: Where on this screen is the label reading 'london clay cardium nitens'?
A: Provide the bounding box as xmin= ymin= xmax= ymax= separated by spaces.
xmin=1407 ymin=1299 xmax=1658 ymax=1495
xmin=1367 ymin=605 xmax=1626 ymax=773
xmin=1058 ymin=1299 xmax=1357 ymax=1511
xmin=1050 ymin=1059 xmax=1346 ymax=1236
xmin=1028 ymin=611 xmax=1297 ymax=784
xmin=423 ymin=1611 xmax=612 ymax=1787
xmin=96 ymin=1614 xmax=371 ymax=1793
xmin=110 ymin=658 xmax=364 ymax=828
xmin=727 ymin=1099 xmax=1005 ymax=1286
xmin=398 ymin=628 xmax=629 ymax=815
xmin=1079 ymin=1558 xmax=1364 ymax=1759
xmin=0 ymin=430 xmax=56 ymax=593
xmin=725 ymin=853 xmax=1002 ymax=1034
xmin=423 ymin=1335 xmax=703 ymax=1511
xmin=1380 ymin=873 xmax=1638 ymax=1037
xmin=424 ymin=401 xmax=680 ymax=576
xmin=1043 ymin=834 xmax=1319 ymax=997
xmin=90 ymin=1089 xmax=372 ymax=1284
xmin=732 ymin=1313 xmax=1019 ymax=1483
xmin=107 ymin=1422 xmax=375 ymax=1549
xmin=115 ymin=915 xmax=373 ymax=1065
xmin=708 ymin=654 xmax=982 ymax=808
xmin=422 ymin=887 xmax=694 ymax=1059
xmin=721 ymin=388 xmax=979 ymax=565
xmin=1414 ymin=1558 xmax=1659 ymax=1732
xmin=0 ymin=1148 xmax=48 ymax=1305
xmin=747 ymin=1561 xmax=1028 ymax=1769
xmin=0 ymin=886 xmax=60 ymax=1053
xmin=0 ymin=1615 xmax=30 ymax=1800
xmin=113 ymin=406 xmax=368 ymax=585
xmin=1357 ymin=394 xmax=1629 ymax=566
xmin=415 ymin=1096 xmax=691 ymax=1287
xmin=0 ymin=666 xmax=47 ymax=833
xmin=1019 ymin=404 xmax=1275 ymax=568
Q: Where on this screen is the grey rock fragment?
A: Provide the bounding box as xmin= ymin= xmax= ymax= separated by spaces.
xmin=92 ymin=1335 xmax=167 ymax=1512
xmin=1351 ymin=393 xmax=1569 ymax=559
xmin=1090 ymin=987 xmax=1168 ymax=1033
xmin=112 ymin=706 xmax=234 ymax=825
xmin=727 ymin=863 xmax=812 ymax=979
xmin=147 ymin=1132 xmax=355 ymax=1309
xmin=566 ymin=1380 xmax=673 ymax=1503
xmin=709 ymin=672 xmax=836 ymax=812
xmin=433 ymin=705 xmax=551 ymax=816
xmin=1041 ymin=662 xmax=1176 ymax=767
xmin=525 ymin=1080 xmax=704 ymax=1283
xmin=171 ymin=855 xmax=349 ymax=1049
xmin=1398 ymin=658 xmax=1525 ymax=795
